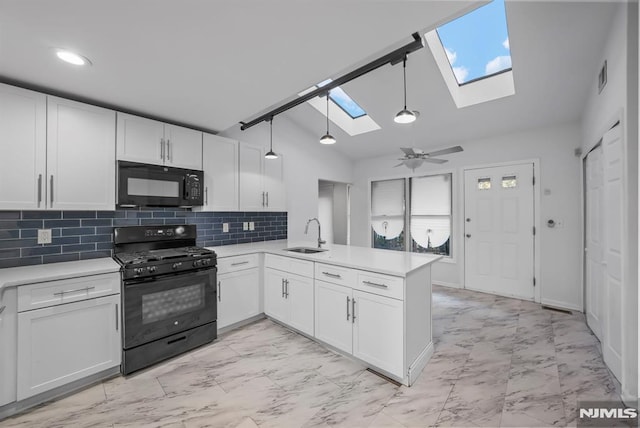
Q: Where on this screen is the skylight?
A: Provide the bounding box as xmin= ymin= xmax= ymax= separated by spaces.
xmin=436 ymin=0 xmax=511 ymax=85
xmin=317 ymin=79 xmax=367 ymax=119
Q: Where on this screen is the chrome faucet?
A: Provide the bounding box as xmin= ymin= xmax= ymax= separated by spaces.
xmin=305 ymin=218 xmax=326 ymax=248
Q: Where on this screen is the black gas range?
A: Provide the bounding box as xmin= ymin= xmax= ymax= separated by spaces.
xmin=113 ymin=225 xmax=217 ymax=375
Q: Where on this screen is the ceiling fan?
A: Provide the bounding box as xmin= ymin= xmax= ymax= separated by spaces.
xmin=394 ymin=145 xmax=464 ymax=170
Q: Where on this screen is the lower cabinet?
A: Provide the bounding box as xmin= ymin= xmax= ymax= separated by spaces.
xmin=217 ymin=268 xmax=260 ymax=329
xmin=315 ymin=280 xmax=404 ymax=378
xmin=0 ymin=287 xmax=17 ymax=407
xmin=17 ymin=293 xmax=121 ymax=400
xmin=264 ymin=268 xmax=314 ymax=336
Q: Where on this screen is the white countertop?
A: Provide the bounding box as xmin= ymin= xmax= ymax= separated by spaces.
xmin=208 ymin=240 xmax=441 ymax=277
xmin=0 ymin=258 xmax=121 ymax=292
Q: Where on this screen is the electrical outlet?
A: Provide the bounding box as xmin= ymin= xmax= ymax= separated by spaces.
xmin=222 ymin=223 xmax=229 ymax=233
xmin=249 ymin=222 xmax=255 ymax=231
xmin=37 ymin=229 xmax=52 ymax=245
xmin=243 ymin=222 xmax=249 ymax=231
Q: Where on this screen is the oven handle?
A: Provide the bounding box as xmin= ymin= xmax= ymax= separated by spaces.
xmin=218 ymin=280 xmax=221 ymax=302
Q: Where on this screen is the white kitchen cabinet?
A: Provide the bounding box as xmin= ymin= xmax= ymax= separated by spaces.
xmin=0 ymin=287 xmax=17 ymax=407
xmin=16 ymin=272 xmax=121 ymax=401
xmin=264 ymin=268 xmax=314 ymax=336
xmin=47 ymin=97 xmax=116 ymax=210
xmin=0 ymin=84 xmax=47 ymax=210
xmin=314 ymin=280 xmax=353 ymax=354
xmin=201 ymin=134 xmax=239 ymax=211
xmin=217 ymin=267 xmax=260 ymax=330
xmin=239 ymin=142 xmax=285 ymax=211
xmin=352 ymin=289 xmax=404 ymax=378
xmin=116 ymin=113 xmax=202 ymax=170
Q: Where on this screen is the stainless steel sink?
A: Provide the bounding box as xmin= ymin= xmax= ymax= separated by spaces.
xmin=284 ymin=247 xmax=328 ymax=254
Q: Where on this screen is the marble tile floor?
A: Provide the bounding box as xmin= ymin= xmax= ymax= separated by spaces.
xmin=1 ymin=285 xmax=625 ymax=428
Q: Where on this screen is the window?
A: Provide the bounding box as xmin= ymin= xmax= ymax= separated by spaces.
xmin=371 ymin=179 xmax=405 ymax=251
xmin=478 ymin=177 xmax=491 ymax=190
xmin=502 ymin=175 xmax=517 ymax=188
xmin=436 ymin=0 xmax=512 ymax=85
xmin=317 ymin=79 xmax=367 ymax=119
xmin=371 ymin=173 xmax=453 ymax=257
xmin=410 ymin=174 xmax=452 ymax=256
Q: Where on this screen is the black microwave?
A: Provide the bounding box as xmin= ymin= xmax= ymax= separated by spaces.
xmin=117 ymin=161 xmax=204 ymax=208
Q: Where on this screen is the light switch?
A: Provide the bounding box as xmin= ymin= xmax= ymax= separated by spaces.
xmin=223 ymin=223 xmax=229 ymax=233
xmin=249 ymin=222 xmax=255 ymax=231
xmin=243 ymin=222 xmax=249 ymax=231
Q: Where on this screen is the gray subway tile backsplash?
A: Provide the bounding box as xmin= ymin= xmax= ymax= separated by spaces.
xmin=0 ymin=209 xmax=287 ymax=269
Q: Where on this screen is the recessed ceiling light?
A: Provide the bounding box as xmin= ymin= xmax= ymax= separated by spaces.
xmin=55 ymin=50 xmax=91 ymax=66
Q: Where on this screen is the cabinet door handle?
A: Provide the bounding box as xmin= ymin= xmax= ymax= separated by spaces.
xmin=362 ymin=280 xmax=388 ymax=289
xmin=115 ymin=304 xmax=119 ymax=331
xmin=346 ymin=296 xmax=350 ymax=321
xmin=218 ymin=280 xmax=221 ymax=302
xmin=262 ymin=191 xmax=265 ymax=207
xmin=352 ymin=298 xmax=356 ymax=324
xmin=53 ymin=286 xmax=95 ymax=296
xmin=231 ymin=261 xmax=249 ymax=266
xmin=167 ymin=139 xmax=171 ymax=161
xmin=0 ymin=306 xmax=5 ymax=315
xmin=37 ymin=174 xmax=42 ymax=208
xmin=266 ymin=192 xmax=269 ymax=207
xmin=205 ymin=187 xmax=209 ymax=205
xmin=50 ymin=175 xmax=54 ymax=206
xmin=323 ymin=272 xmax=341 ymax=279
xmin=285 ymin=279 xmax=289 ymax=298
xmin=281 ymin=278 xmax=285 ymax=298
xmin=160 ymin=138 xmax=165 ymax=160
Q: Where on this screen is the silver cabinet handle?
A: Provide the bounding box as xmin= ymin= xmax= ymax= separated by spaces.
xmin=352 ymin=298 xmax=356 ymax=324
xmin=362 ymin=280 xmax=388 ymax=289
xmin=205 ymin=187 xmax=208 ymax=205
xmin=262 ymin=191 xmax=265 ymax=207
xmin=281 ymin=278 xmax=285 ymax=298
xmin=160 ymin=138 xmax=165 ymax=160
xmin=231 ymin=261 xmax=250 ymax=266
xmin=167 ymin=139 xmax=171 ymax=161
xmin=285 ymin=279 xmax=289 ymax=298
xmin=37 ymin=174 xmax=42 ymax=208
xmin=218 ymin=280 xmax=221 ymax=302
xmin=323 ymin=272 xmax=341 ymax=279
xmin=50 ymin=175 xmax=54 ymax=206
xmin=0 ymin=306 xmax=5 ymax=315
xmin=53 ymin=286 xmax=95 ymax=296
xmin=346 ymin=296 xmax=350 ymax=321
xmin=115 ymin=304 xmax=119 ymax=331
xmin=266 ymin=192 xmax=269 ymax=207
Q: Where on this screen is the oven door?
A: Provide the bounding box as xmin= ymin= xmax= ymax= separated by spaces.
xmin=122 ymin=268 xmax=217 ymax=349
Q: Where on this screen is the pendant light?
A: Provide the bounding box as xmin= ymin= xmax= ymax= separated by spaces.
xmin=319 ymin=93 xmax=337 ymax=145
xmin=394 ymin=55 xmax=417 ymax=124
xmin=264 ymin=117 xmax=278 ymax=159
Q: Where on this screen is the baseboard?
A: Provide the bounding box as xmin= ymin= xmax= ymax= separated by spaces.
xmin=621 ymin=389 xmax=639 ymax=409
xmin=540 ymin=298 xmax=582 ymax=313
xmin=217 ymin=313 xmax=266 ymax=336
xmin=407 ymin=341 xmax=434 ymax=386
xmin=432 ymin=281 xmax=462 ymax=289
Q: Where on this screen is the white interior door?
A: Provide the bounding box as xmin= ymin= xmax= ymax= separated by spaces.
xmin=584 ymin=145 xmax=605 ymax=341
xmin=601 ymin=124 xmax=623 ymax=381
xmin=464 ymin=163 xmax=535 ymax=300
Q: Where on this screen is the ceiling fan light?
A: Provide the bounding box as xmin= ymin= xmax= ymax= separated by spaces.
xmin=264 ymin=150 xmax=278 ymax=159
xmin=320 ymin=133 xmax=336 ymax=145
xmin=394 ymin=109 xmax=417 ymax=124
xmin=404 ymin=158 xmax=424 ymax=170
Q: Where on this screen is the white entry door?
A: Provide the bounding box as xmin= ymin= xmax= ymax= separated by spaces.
xmin=584 ymin=145 xmax=605 ymax=341
xmin=464 ymin=163 xmax=535 ymax=300
xmin=601 ymin=124 xmax=623 ymax=381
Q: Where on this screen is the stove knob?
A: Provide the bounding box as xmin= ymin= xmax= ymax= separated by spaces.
xmin=202 ymin=258 xmax=210 ymax=266
xmin=193 ymin=260 xmax=201 ymax=267
xmin=147 ymin=266 xmax=157 ymax=273
xmin=172 ymin=263 xmax=180 ymax=270
xmin=134 ymin=267 xmax=144 ymax=275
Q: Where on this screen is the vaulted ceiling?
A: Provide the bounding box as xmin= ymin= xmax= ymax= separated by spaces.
xmin=0 ymin=1 xmax=619 ymax=160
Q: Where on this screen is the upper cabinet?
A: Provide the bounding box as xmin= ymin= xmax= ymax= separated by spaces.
xmin=116 ymin=113 xmax=202 ymax=170
xmin=239 ymin=142 xmax=285 ymax=212
xmin=0 ymin=84 xmax=116 ymax=211
xmin=201 ymin=133 xmax=238 ymax=211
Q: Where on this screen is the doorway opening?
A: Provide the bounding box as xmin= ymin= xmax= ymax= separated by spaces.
xmin=318 ymin=180 xmax=351 ymax=245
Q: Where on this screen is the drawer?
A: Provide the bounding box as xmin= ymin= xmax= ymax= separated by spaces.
xmin=218 ymin=254 xmax=259 ymax=275
xmin=265 ymin=254 xmax=314 ymax=278
xmin=18 ymin=273 xmax=120 ymax=312
xmin=355 ymin=271 xmax=404 ymax=300
xmin=314 ymin=263 xmax=357 ymax=287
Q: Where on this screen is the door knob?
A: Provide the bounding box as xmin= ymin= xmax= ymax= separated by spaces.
xmin=466 ymin=218 xmax=471 ymax=222
xmin=466 ymin=234 xmax=471 ymax=238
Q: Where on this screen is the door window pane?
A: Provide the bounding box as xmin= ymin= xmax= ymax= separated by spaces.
xmin=478 ymin=177 xmax=491 ymax=190
xmin=371 ymin=179 xmax=405 ymax=251
xmin=410 ymin=174 xmax=452 ymax=256
xmin=502 ymin=175 xmax=517 ymax=188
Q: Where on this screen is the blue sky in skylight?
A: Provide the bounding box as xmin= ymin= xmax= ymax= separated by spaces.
xmin=318 ymin=79 xmax=367 ymax=119
xmin=436 ymin=0 xmax=511 ymax=84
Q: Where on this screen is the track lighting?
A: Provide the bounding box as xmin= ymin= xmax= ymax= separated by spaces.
xmin=394 ymin=55 xmax=417 ymax=124
xmin=319 ymin=94 xmax=336 ymax=145
xmin=264 ymin=118 xmax=278 ymax=159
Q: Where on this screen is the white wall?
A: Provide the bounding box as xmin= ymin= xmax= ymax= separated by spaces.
xmin=222 ymin=115 xmax=353 ymax=241
xmin=318 ymin=183 xmax=335 ymax=244
xmin=332 ymin=183 xmax=349 ymax=245
xmin=580 ymin=1 xmax=638 ymax=407
xmin=351 ymin=122 xmax=583 ymax=310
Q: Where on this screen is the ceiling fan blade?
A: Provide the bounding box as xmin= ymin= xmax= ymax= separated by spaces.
xmin=400 ymin=147 xmax=417 ymax=156
xmin=393 ymin=162 xmax=406 ymax=167
xmin=422 ymin=158 xmax=448 ymax=164
xmin=425 ymin=145 xmax=464 ymax=157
